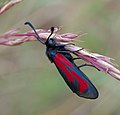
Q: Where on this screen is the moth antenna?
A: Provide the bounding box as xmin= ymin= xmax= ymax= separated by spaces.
xmin=24 ymin=22 xmax=45 ymax=44
xmin=45 ymin=27 xmax=54 ymax=43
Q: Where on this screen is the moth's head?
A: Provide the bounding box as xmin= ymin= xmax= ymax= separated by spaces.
xmin=45 ymin=38 xmax=56 ymax=47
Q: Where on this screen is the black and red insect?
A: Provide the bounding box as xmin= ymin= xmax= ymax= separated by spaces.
xmin=25 ymin=22 xmax=99 ymax=99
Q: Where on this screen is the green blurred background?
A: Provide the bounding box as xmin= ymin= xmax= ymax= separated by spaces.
xmin=0 ymin=0 xmax=120 ymax=115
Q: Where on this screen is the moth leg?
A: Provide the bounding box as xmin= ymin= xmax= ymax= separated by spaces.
xmin=71 ymin=48 xmax=84 ymax=53
xmin=72 ymin=57 xmax=81 ymax=61
xmin=65 ymin=43 xmax=75 ymax=46
xmin=56 ymin=50 xmax=70 ymax=54
xmin=77 ymin=64 xmax=100 ymax=71
xmin=55 ymin=43 xmax=75 ymax=47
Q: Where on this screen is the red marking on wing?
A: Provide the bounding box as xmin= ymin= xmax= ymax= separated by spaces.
xmin=55 ymin=53 xmax=73 ymax=67
xmin=54 ymin=54 xmax=74 ymax=81
xmin=70 ymin=70 xmax=88 ymax=93
xmin=54 ymin=53 xmax=88 ymax=93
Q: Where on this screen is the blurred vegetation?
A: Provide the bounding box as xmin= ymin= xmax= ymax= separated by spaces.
xmin=0 ymin=0 xmax=120 ymax=115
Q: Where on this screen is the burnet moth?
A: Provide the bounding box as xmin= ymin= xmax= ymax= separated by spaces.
xmin=25 ymin=22 xmax=99 ymax=99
